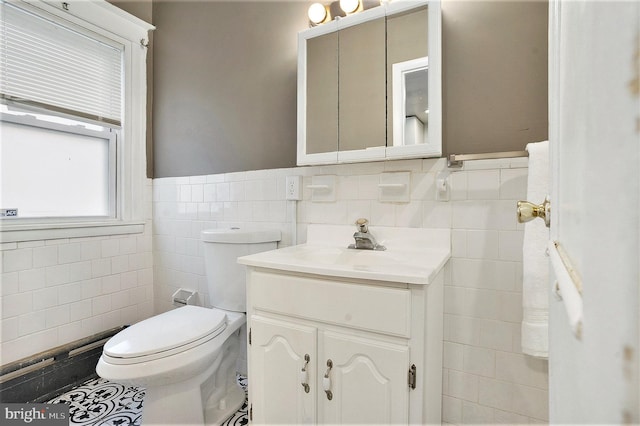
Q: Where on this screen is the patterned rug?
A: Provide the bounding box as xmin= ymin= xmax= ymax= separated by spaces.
xmin=48 ymin=375 xmax=248 ymax=426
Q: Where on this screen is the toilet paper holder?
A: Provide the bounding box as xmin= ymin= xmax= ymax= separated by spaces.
xmin=172 ymin=288 xmax=198 ymax=306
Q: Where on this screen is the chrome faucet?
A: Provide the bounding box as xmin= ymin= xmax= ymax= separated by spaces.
xmin=348 ymin=218 xmax=386 ymax=251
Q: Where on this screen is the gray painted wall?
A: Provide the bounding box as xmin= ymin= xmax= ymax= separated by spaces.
xmin=442 ymin=0 xmax=548 ymax=156
xmin=148 ymin=0 xmax=548 ymax=178
xmin=152 ymin=1 xmax=309 ymax=177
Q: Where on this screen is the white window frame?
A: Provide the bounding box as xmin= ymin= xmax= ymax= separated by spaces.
xmin=0 ymin=0 xmax=154 ymax=243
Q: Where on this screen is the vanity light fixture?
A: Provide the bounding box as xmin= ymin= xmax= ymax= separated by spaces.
xmin=308 ymin=2 xmax=329 ymax=25
xmin=340 ymin=0 xmax=360 ymax=14
xmin=308 ymin=0 xmax=382 ymax=26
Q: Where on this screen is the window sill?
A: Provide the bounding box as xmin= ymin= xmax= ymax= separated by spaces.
xmin=0 ymin=220 xmax=146 ymax=243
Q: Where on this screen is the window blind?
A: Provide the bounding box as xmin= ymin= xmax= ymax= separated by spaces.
xmin=0 ymin=2 xmax=123 ymax=125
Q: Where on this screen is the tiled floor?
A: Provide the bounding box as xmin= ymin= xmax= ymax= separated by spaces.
xmin=48 ymin=375 xmax=248 ymax=426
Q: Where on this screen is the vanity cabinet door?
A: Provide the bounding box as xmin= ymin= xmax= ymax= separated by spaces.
xmin=319 ymin=331 xmax=410 ymax=424
xmin=249 ymin=315 xmax=317 ymax=424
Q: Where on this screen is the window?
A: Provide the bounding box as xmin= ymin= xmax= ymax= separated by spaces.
xmin=0 ymin=0 xmax=154 ymax=242
xmin=1 ymin=105 xmax=116 ymax=218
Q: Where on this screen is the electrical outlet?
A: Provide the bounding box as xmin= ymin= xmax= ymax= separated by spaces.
xmin=286 ymin=176 xmax=302 ymax=200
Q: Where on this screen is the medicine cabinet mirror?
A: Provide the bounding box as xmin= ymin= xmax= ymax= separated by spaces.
xmin=392 ymin=57 xmax=429 ymax=147
xmin=297 ymin=0 xmax=441 ymax=165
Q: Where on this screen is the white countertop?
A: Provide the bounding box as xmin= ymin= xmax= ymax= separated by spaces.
xmin=238 ymin=225 xmax=451 ymax=285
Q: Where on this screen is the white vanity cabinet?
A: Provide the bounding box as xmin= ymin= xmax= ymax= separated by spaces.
xmin=249 ymin=315 xmax=409 ymax=424
xmin=244 ymin=267 xmax=444 ymax=424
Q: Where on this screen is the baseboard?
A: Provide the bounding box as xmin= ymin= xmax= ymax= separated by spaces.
xmin=0 ymin=327 xmax=124 ymax=403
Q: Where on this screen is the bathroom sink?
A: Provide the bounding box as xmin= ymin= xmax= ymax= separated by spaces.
xmin=290 ymin=245 xmax=391 ymax=265
xmin=238 ymin=225 xmax=450 ymax=285
xmin=290 ymin=245 xmax=427 ymax=269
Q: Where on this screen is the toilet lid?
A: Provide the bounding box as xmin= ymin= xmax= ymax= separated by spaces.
xmin=104 ymin=306 xmax=227 ymax=361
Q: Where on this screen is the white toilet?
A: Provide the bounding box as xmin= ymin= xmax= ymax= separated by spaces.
xmin=96 ymin=228 xmax=280 ymax=425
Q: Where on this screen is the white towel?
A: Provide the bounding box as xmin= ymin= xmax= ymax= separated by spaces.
xmin=521 ymin=141 xmax=550 ymax=358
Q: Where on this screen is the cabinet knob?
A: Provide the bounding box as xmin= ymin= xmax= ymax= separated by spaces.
xmin=323 ymin=359 xmax=333 ymax=400
xmin=300 ymin=354 xmax=310 ymax=393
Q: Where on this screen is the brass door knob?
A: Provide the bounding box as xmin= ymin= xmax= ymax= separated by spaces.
xmin=517 ymin=197 xmax=550 ymax=227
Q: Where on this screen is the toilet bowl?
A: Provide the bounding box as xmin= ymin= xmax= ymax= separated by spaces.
xmin=96 ymin=228 xmax=281 ymax=425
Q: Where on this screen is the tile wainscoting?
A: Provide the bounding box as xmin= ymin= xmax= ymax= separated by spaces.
xmin=1 ymin=181 xmax=154 ymax=367
xmin=153 ymin=157 xmax=549 ymax=424
xmin=0 ymin=156 xmax=548 ymax=423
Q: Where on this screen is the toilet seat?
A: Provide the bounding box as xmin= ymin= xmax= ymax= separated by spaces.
xmin=103 ymin=306 xmax=228 ymax=365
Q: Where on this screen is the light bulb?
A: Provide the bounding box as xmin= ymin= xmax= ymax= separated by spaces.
xmin=308 ymin=3 xmax=328 ymax=24
xmin=340 ymin=0 xmax=360 ymax=14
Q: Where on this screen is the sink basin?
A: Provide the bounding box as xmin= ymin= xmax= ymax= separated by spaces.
xmin=291 ymin=245 xmax=395 ymax=266
xmin=238 ymin=225 xmax=450 ymax=285
xmin=290 ymin=244 xmax=433 ymax=269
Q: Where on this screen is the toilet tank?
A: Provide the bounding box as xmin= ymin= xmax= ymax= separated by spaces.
xmin=201 ymin=228 xmax=280 ymax=312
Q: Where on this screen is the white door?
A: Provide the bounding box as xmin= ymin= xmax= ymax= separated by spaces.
xmin=319 ymin=331 xmax=410 ymax=424
xmin=548 ymin=1 xmax=640 ymax=423
xmin=249 ymin=315 xmax=317 ymax=424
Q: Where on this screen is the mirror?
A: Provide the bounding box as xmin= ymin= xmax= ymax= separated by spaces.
xmin=338 ymin=17 xmax=386 ymax=159
xmin=392 ymin=57 xmax=428 ymax=147
xmin=305 ymin=29 xmax=338 ymax=159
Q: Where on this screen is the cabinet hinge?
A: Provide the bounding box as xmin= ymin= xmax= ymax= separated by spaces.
xmin=408 ymin=364 xmax=417 ymax=390
xmin=249 ymin=403 xmax=253 ymax=421
xmin=249 ymin=328 xmax=252 ymax=345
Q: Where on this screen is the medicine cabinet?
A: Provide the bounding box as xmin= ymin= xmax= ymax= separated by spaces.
xmin=297 ymin=0 xmax=442 ymax=166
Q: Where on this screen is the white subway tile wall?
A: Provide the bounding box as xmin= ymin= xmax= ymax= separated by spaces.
xmin=0 ymin=180 xmax=154 ymax=365
xmin=443 ymin=159 xmax=547 ymax=424
xmin=1 ymin=157 xmax=547 ymax=422
xmin=152 ymin=157 xmax=548 ymax=424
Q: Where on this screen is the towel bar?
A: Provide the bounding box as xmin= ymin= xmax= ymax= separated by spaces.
xmin=447 ymin=150 xmax=528 ymax=167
